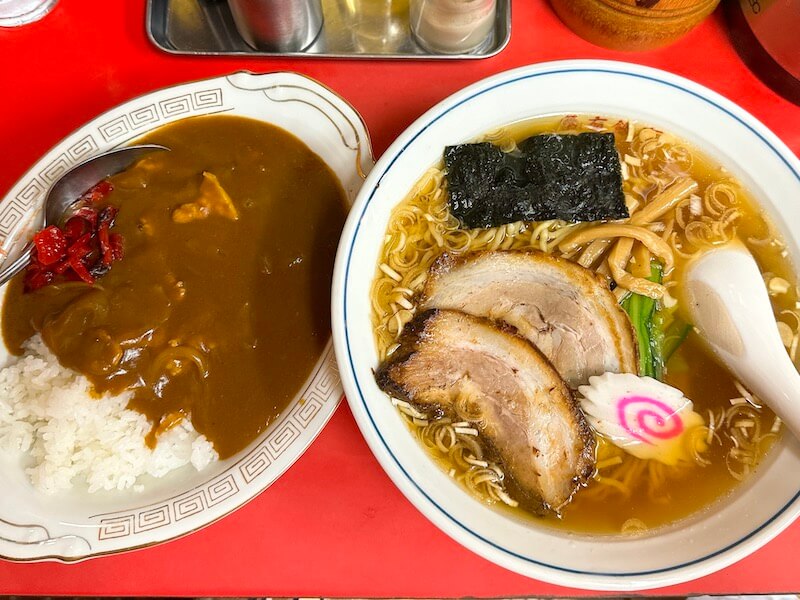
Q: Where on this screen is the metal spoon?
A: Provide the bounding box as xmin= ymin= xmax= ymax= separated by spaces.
xmin=683 ymin=241 xmax=800 ymax=441
xmin=0 ymin=145 xmax=168 ymax=287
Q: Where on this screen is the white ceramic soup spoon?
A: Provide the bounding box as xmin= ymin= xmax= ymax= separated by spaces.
xmin=682 ymin=241 xmax=800 ymax=441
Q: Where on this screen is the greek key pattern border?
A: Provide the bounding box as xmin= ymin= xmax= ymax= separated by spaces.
xmin=97 ymin=349 xmax=340 ymax=541
xmin=1 ymin=74 xmax=363 ymax=559
xmin=0 ymin=88 xmax=224 ymax=244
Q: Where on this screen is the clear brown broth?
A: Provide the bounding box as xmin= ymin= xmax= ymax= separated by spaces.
xmin=375 ymin=114 xmax=796 ymax=534
xmin=549 ymin=115 xmax=794 ymax=533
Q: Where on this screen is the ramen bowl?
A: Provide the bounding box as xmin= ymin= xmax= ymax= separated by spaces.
xmin=331 ymin=59 xmax=800 ymax=590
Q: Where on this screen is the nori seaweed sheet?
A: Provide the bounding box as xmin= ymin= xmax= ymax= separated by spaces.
xmin=443 ymin=132 xmax=628 ymax=229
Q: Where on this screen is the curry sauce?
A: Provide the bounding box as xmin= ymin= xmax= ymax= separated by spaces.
xmin=3 ymin=115 xmax=348 ymax=458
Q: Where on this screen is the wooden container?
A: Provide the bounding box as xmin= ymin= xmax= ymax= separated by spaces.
xmin=549 ymin=0 xmax=720 ymax=51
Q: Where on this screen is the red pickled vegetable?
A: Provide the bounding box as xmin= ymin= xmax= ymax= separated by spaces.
xmin=68 ymin=255 xmax=95 ymax=284
xmin=63 ymin=216 xmax=89 ymax=242
xmin=97 ymin=205 xmax=119 ymax=266
xmin=24 ymin=265 xmax=55 ymax=292
xmin=79 ymin=180 xmax=113 ymax=205
xmin=98 ymin=222 xmax=112 ymax=266
xmin=22 ymin=179 xmax=124 ymax=293
xmin=52 ymin=258 xmax=71 ymax=275
xmin=32 ymin=226 xmax=67 ymax=266
xmin=98 ymin=205 xmax=118 ymax=226
xmin=67 ymin=232 xmax=93 ymax=259
xmin=74 ymin=206 xmax=99 ymax=228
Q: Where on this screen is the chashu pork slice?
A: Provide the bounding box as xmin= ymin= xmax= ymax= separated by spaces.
xmin=422 ymin=250 xmax=637 ymax=388
xmin=376 ymin=309 xmax=595 ymax=511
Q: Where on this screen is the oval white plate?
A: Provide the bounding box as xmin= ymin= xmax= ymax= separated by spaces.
xmin=0 ymin=71 xmax=373 ymax=562
xmin=332 ymin=60 xmax=800 ymax=590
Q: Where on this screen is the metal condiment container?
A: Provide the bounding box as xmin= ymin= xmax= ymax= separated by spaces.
xmin=227 ymin=0 xmax=324 ymax=52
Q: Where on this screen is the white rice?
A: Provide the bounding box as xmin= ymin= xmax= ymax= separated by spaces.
xmin=0 ymin=335 xmax=217 ymax=494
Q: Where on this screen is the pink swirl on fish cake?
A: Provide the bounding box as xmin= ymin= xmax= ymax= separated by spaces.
xmin=617 ymin=395 xmax=683 ymax=445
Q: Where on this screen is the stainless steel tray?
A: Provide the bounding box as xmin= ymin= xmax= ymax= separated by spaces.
xmin=146 ymin=0 xmax=511 ymax=59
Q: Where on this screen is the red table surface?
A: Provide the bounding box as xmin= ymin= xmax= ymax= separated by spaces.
xmin=1 ymin=0 xmax=800 ymax=596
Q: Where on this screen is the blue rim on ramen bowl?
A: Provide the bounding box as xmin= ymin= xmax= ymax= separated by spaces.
xmin=331 ymin=59 xmax=800 ymax=590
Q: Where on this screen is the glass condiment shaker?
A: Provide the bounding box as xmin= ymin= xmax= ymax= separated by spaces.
xmin=410 ymin=0 xmax=497 ymax=54
xmin=346 ymin=0 xmax=409 ymax=53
